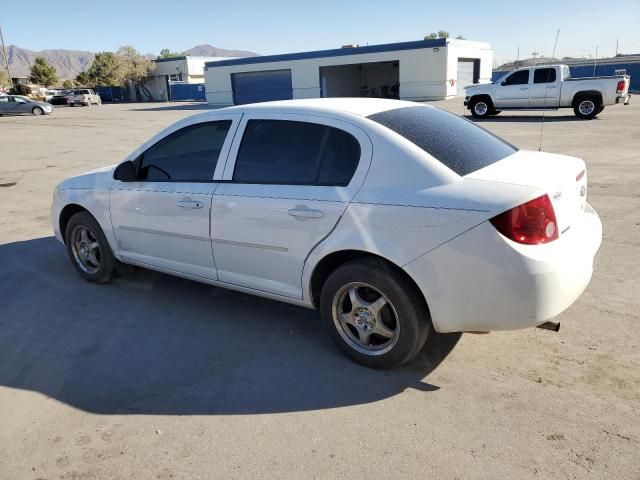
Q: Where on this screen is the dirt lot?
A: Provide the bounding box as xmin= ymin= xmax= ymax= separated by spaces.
xmin=1 ymin=100 xmax=638 ymax=479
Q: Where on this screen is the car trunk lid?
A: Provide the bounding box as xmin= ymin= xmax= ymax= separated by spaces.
xmin=466 ymin=150 xmax=587 ymax=235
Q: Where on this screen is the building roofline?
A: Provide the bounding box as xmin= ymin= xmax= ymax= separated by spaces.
xmin=204 ymin=38 xmax=448 ymax=68
xmin=154 ymin=56 xmax=187 ymax=63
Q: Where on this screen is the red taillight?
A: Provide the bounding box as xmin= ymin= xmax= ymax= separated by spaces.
xmin=490 ymin=194 xmax=559 ymax=245
xmin=616 ymin=80 xmax=626 ymax=93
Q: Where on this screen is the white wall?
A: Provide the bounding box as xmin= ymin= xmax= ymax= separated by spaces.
xmin=444 ymin=39 xmax=493 ymax=97
xmin=206 ymin=40 xmax=492 ymax=106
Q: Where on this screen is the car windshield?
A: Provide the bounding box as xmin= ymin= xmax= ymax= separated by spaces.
xmin=367 ymin=106 xmax=518 ymax=176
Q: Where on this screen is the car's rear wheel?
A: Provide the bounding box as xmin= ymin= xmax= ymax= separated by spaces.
xmin=573 ymin=96 xmax=600 ymax=119
xmin=32 ymin=107 xmax=44 ymax=116
xmin=320 ymin=258 xmax=430 ymax=369
xmin=469 ymin=97 xmax=492 ymax=119
xmin=65 ymin=211 xmax=115 ymax=283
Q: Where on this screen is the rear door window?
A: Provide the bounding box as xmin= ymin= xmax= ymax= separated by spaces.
xmin=138 ymin=121 xmax=232 ymax=181
xmin=233 ymin=120 xmax=360 ymax=185
xmin=367 ymin=106 xmax=517 ymax=176
xmin=533 ymin=68 xmax=556 ymax=83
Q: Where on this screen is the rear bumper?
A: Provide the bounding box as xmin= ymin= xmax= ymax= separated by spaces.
xmin=404 ymin=203 xmax=602 ymax=333
xmin=616 ymin=94 xmax=631 ymax=105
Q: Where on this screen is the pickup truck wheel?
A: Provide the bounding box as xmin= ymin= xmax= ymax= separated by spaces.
xmin=65 ymin=211 xmax=115 ymax=284
xmin=597 ymin=105 xmax=605 ymax=114
xmin=573 ymin=97 xmax=599 ymax=119
xmin=470 ymin=98 xmax=491 ymax=118
xmin=320 ymin=258 xmax=430 ymax=369
xmin=490 ymin=110 xmax=501 ymax=116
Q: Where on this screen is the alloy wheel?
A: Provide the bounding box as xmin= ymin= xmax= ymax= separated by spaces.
xmin=331 ymin=282 xmax=400 ymax=355
xmin=70 ymin=225 xmax=101 ymax=274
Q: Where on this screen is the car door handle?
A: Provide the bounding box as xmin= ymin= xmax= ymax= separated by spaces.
xmin=177 ymin=198 xmax=204 ymax=209
xmin=547 ymin=86 xmax=557 ymax=89
xmin=288 ymin=205 xmax=324 ymax=219
xmin=520 ymin=87 xmax=529 ymax=90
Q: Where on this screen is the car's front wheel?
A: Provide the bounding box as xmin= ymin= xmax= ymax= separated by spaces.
xmin=320 ymin=258 xmax=430 ymax=369
xmin=32 ymin=107 xmax=44 ymax=116
xmin=64 ymin=211 xmax=115 ymax=283
xmin=469 ymin=97 xmax=492 ymax=119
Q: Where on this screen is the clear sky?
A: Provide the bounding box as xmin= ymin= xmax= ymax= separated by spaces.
xmin=3 ymin=0 xmax=640 ymax=65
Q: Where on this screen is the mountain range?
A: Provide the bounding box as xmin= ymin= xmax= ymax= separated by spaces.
xmin=3 ymin=44 xmax=259 ymax=80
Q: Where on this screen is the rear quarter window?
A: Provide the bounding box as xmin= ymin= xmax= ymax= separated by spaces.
xmin=367 ymin=106 xmax=517 ymax=176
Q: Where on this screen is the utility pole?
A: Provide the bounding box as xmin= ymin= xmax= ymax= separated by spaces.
xmin=516 ymin=44 xmax=520 ymax=62
xmin=593 ymin=45 xmax=598 ymax=77
xmin=0 ymin=24 xmax=13 ymax=87
xmin=531 ymin=51 xmax=539 ymax=65
xmin=615 ymin=38 xmax=619 ymax=56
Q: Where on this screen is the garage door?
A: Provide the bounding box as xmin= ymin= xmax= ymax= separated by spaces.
xmin=231 ymin=69 xmax=293 ymax=105
xmin=457 ymin=60 xmax=475 ymax=96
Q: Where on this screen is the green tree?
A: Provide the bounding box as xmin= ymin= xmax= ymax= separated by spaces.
xmin=158 ymin=48 xmax=185 ymax=59
xmin=456 ymin=35 xmax=466 ymax=40
xmin=116 ymin=45 xmax=152 ymax=84
xmin=437 ymin=30 xmax=450 ymax=39
xmin=75 ymin=71 xmax=90 ymax=86
xmin=29 ymin=57 xmax=58 ymax=86
xmin=87 ymin=51 xmax=121 ymax=86
xmin=424 ymin=31 xmax=452 ymax=40
xmin=424 ymin=33 xmax=438 ymax=40
xmin=62 ymin=79 xmax=74 ymax=88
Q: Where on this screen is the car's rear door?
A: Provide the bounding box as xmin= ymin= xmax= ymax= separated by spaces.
xmin=494 ymin=69 xmax=531 ymax=108
xmin=211 ymin=113 xmax=372 ymax=299
xmin=109 ymin=114 xmax=241 ymax=279
xmin=529 ymin=67 xmax=560 ymax=108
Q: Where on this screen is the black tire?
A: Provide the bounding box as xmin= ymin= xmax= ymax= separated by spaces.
xmin=597 ymin=105 xmax=605 ymax=114
xmin=320 ymin=258 xmax=430 ymax=369
xmin=490 ymin=110 xmax=501 ymax=116
xmin=469 ymin=97 xmax=492 ymax=118
xmin=32 ymin=107 xmax=44 ymax=116
xmin=64 ymin=211 xmax=115 ymax=283
xmin=573 ymin=96 xmax=600 ymax=119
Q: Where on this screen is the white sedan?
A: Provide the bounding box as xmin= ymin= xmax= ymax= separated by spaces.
xmin=51 ymin=98 xmax=602 ymax=368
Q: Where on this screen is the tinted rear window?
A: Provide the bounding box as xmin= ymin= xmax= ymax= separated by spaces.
xmin=367 ymin=106 xmax=517 ymax=176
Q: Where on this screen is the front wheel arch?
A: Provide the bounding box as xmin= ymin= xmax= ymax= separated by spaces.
xmin=59 ymin=204 xmax=90 ymax=242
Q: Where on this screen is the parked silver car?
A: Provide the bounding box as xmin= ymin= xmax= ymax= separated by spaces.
xmin=0 ymin=95 xmax=53 ymax=116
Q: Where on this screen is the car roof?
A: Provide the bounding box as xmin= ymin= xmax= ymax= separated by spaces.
xmin=215 ymin=98 xmax=424 ymax=119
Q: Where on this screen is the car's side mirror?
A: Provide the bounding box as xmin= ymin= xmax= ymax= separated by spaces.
xmin=113 ymin=161 xmax=137 ymax=182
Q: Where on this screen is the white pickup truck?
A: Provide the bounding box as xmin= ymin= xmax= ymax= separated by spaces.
xmin=464 ymin=64 xmax=631 ymax=119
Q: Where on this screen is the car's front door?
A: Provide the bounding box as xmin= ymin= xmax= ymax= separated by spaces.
xmin=529 ymin=67 xmax=560 ymax=108
xmin=494 ymin=69 xmax=531 ymax=108
xmin=211 ymin=114 xmax=372 ymax=299
xmin=109 ymin=115 xmax=240 ymax=279
xmin=0 ymin=96 xmax=9 ymax=114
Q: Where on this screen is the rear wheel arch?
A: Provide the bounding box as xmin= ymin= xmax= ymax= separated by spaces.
xmin=571 ymin=90 xmax=603 ymax=107
xmin=308 ymin=250 xmax=429 ymax=313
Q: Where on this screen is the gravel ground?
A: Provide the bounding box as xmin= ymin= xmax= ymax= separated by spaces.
xmin=0 ymin=99 xmax=638 ymax=479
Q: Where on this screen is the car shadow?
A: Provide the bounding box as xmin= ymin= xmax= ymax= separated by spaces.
xmin=467 ymin=114 xmax=583 ymax=123
xmin=0 ymin=237 xmax=460 ymax=415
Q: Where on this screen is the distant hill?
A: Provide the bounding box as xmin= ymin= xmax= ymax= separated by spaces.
xmin=5 ymin=45 xmax=95 ymax=80
xmin=185 ymin=44 xmax=258 ymax=58
xmin=5 ymin=44 xmax=259 ymax=80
